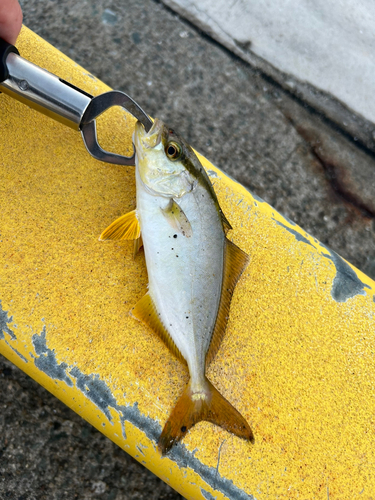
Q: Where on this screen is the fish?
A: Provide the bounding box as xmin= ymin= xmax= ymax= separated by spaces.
xmin=100 ymin=118 xmax=254 ymax=454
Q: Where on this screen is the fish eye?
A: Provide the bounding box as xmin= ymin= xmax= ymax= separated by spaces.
xmin=165 ymin=141 xmax=181 ymax=161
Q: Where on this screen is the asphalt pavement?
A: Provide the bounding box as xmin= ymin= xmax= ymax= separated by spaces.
xmin=1 ymin=0 xmax=374 ymax=498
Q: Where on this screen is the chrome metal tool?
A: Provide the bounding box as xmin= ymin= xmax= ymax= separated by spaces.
xmin=0 ymin=37 xmax=152 ymax=165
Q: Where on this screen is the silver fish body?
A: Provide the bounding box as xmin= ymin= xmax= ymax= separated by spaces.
xmin=101 ymin=118 xmax=254 ymax=453
xmin=135 ymin=164 xmax=224 ymax=388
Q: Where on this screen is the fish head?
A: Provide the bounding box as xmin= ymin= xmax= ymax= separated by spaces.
xmin=133 ymin=118 xmax=197 ymax=198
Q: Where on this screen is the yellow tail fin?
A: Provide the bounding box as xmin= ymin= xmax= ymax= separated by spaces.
xmin=158 ymin=377 xmax=254 ymax=454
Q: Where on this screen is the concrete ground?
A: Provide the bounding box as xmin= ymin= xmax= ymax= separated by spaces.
xmin=1 ymin=0 xmax=374 ymax=498
xmin=161 ymin=0 xmax=375 ymax=148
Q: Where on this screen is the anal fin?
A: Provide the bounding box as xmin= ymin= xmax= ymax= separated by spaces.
xmin=100 ymin=210 xmax=141 ymax=241
xmin=206 ymin=238 xmax=249 ymax=367
xmin=131 ymin=292 xmax=186 ymax=364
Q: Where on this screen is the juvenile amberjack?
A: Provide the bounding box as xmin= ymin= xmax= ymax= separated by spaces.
xmin=101 ymin=119 xmax=254 ymax=454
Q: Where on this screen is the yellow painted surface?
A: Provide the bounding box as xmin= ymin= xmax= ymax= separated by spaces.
xmin=1 ymin=26 xmax=375 ymax=500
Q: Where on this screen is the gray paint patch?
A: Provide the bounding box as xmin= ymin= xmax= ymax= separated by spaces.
xmin=321 ymin=247 xmax=371 ymax=302
xmin=250 ymin=191 xmax=265 ymax=204
xmin=207 ymin=170 xmax=218 ymax=178
xmin=0 ymin=301 xmax=16 ymax=341
xmin=273 ymin=219 xmax=313 ymax=247
xmin=281 ymin=215 xmax=297 ymax=227
xmin=6 ymin=342 xmax=28 ymax=363
xmin=273 ymin=220 xmax=370 ymax=302
xmin=0 ymin=303 xmax=27 ymax=363
xmin=32 ymin=326 xmax=73 ymax=387
xmin=70 ymin=367 xmax=119 ymax=422
xmin=28 ymin=321 xmax=255 ymax=500
xmin=201 ymin=488 xmax=216 ymax=500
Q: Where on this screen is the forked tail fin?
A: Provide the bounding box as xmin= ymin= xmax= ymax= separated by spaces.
xmin=158 ymin=377 xmax=254 ymax=454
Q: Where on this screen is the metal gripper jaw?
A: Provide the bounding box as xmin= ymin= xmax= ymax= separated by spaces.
xmin=0 ymin=37 xmax=152 ymax=166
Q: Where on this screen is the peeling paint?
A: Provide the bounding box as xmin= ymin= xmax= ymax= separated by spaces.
xmin=0 ymin=303 xmax=27 ymax=363
xmin=201 ymin=488 xmax=217 ymax=500
xmin=136 ymin=444 xmax=146 ymax=456
xmin=273 ymin=220 xmax=370 ymax=301
xmin=32 ymin=327 xmax=73 ymax=387
xmin=245 ymin=187 xmax=265 ymax=205
xmin=214 ymin=439 xmax=226 ymax=490
xmin=207 ymin=170 xmax=218 ymax=178
xmin=5 ymin=342 xmax=28 ymax=363
xmin=70 ymin=366 xmax=120 ymax=422
xmin=0 ymin=302 xmax=16 ymax=340
xmin=273 ymin=219 xmax=313 ymax=247
xmin=29 ymin=324 xmax=255 ymax=500
xmin=321 ymin=247 xmax=371 ymax=302
xmin=282 ymin=215 xmax=297 ymax=227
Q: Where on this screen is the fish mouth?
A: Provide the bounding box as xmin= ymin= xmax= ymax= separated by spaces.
xmin=134 ymin=118 xmax=164 ymax=160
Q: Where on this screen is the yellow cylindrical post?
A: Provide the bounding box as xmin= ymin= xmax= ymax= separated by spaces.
xmin=1 ymin=26 xmax=374 ymax=500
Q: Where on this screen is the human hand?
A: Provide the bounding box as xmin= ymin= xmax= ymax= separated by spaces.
xmin=0 ymin=0 xmax=23 ymax=44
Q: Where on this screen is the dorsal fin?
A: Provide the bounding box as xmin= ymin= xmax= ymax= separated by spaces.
xmin=100 ymin=210 xmax=141 ymax=241
xmin=131 ymin=292 xmax=186 ymax=364
xmin=205 ymin=238 xmax=249 ymax=367
xmin=221 ymin=211 xmax=232 ymax=235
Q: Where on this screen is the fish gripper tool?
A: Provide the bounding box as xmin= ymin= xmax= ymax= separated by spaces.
xmin=0 ymin=37 xmax=152 ymax=166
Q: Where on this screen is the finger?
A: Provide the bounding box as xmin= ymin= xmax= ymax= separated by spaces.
xmin=0 ymin=0 xmax=23 ymax=45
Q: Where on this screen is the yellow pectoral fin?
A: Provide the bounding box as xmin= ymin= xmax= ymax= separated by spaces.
xmin=131 ymin=292 xmax=186 ymax=364
xmin=161 ymin=199 xmax=192 ymax=237
xmin=206 ymin=238 xmax=249 ymax=367
xmin=99 ymin=210 xmax=141 ymax=241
